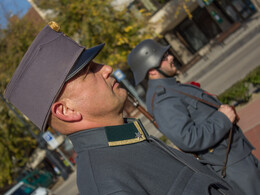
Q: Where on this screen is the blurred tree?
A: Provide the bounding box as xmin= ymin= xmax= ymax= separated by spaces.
xmin=34 ymin=0 xmax=157 ymax=69
xmin=0 ymin=16 xmax=43 ymax=188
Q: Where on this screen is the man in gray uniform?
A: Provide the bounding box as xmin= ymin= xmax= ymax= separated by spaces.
xmin=127 ymin=39 xmax=260 ymax=195
xmin=5 ymin=23 xmax=236 ymax=194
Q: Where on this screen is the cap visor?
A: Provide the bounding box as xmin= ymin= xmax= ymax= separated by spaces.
xmin=65 ymin=43 xmax=105 ymax=81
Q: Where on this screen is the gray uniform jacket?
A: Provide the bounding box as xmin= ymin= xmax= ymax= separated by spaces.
xmin=145 ymin=78 xmax=260 ymax=194
xmin=146 ymin=78 xmax=254 ymax=167
xmin=68 ymin=119 xmax=236 ymax=195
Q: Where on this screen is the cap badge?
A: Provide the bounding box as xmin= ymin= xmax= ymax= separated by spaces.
xmin=48 ymin=21 xmax=60 ymax=32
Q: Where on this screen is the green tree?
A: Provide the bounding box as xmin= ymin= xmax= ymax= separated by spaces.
xmin=0 ymin=17 xmax=43 ymax=188
xmin=35 ymin=0 xmax=157 ymax=69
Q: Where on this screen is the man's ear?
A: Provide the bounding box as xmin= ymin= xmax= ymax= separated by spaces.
xmin=51 ymin=101 xmax=82 ymax=122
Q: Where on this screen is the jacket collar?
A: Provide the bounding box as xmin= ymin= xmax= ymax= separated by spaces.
xmin=148 ymin=77 xmax=179 ymax=88
xmin=68 ymin=119 xmax=148 ymax=153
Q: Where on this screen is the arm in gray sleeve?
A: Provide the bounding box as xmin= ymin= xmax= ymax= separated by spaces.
xmin=153 ymin=95 xmax=232 ymax=152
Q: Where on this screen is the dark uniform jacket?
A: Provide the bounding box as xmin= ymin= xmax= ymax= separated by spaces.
xmin=146 ymin=78 xmax=254 ymax=169
xmin=68 ymin=119 xmax=236 ymax=195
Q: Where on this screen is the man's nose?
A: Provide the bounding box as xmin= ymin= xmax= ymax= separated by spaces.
xmin=100 ymin=64 xmax=113 ymax=79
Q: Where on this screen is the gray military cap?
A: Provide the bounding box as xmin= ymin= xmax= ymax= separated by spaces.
xmin=4 ymin=22 xmax=105 ymax=131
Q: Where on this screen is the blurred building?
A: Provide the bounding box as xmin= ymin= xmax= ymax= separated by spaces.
xmin=129 ymin=0 xmax=258 ymax=72
xmin=23 ymin=6 xmax=45 ymax=25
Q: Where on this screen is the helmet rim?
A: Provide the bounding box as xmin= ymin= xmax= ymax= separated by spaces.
xmin=128 ymin=39 xmax=170 ymax=85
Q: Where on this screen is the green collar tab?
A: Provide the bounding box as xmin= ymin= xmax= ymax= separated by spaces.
xmin=105 ymin=121 xmax=146 ymax=146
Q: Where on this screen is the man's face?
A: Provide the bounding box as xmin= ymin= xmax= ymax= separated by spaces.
xmin=61 ymin=61 xmax=127 ymax=119
xmin=159 ymin=52 xmax=177 ymax=77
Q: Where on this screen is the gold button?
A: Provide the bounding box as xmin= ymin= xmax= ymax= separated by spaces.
xmin=48 ymin=21 xmax=60 ymax=32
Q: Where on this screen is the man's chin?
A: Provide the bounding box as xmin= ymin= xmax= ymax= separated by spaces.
xmin=117 ymin=89 xmax=127 ymax=103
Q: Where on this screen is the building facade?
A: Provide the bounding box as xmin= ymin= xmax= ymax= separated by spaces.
xmin=130 ymin=0 xmax=258 ymax=72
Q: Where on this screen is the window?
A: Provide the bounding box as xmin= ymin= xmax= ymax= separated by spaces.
xmin=175 ymin=18 xmax=209 ymax=54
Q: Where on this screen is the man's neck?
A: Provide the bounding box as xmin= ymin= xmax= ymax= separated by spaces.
xmin=149 ymin=74 xmax=168 ymax=80
xmin=61 ymin=114 xmax=125 ymax=135
xmin=155 ymin=68 xmax=172 ymax=78
xmin=84 ymin=115 xmax=123 ymax=128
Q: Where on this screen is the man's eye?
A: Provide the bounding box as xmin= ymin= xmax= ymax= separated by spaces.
xmin=86 ymin=64 xmax=93 ymax=74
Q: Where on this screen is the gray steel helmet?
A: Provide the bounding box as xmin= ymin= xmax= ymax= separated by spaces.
xmin=127 ymin=39 xmax=170 ymax=85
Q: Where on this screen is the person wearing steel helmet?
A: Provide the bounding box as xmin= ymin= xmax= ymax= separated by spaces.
xmin=5 ymin=23 xmax=236 ymax=195
xmin=128 ymin=39 xmax=260 ymax=195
